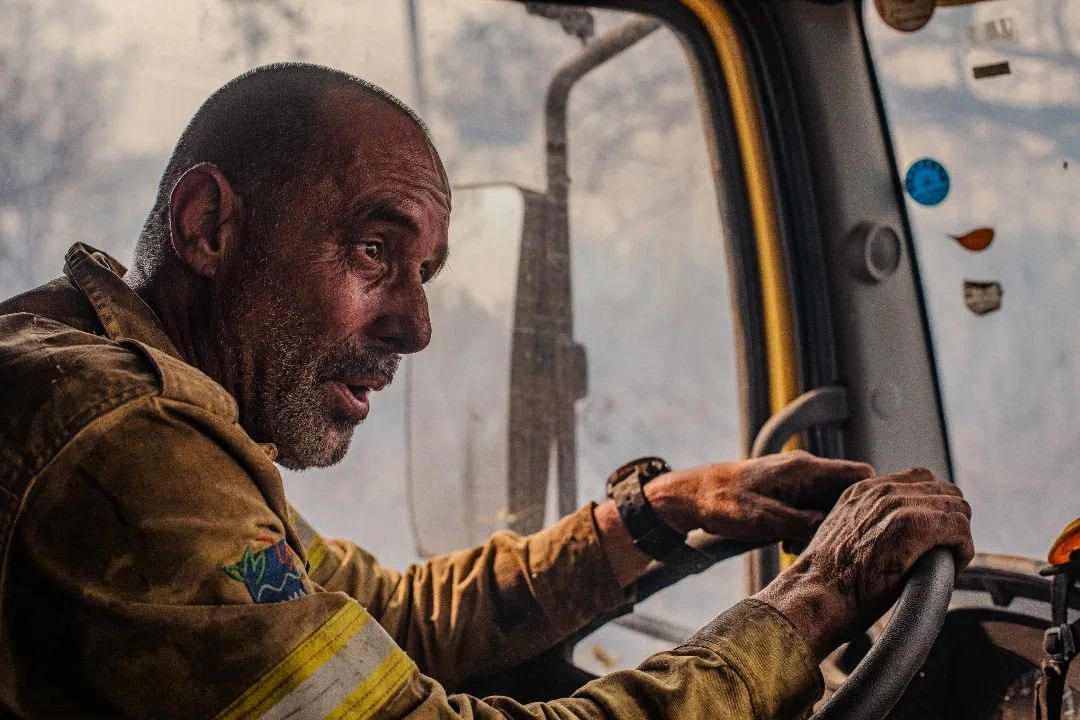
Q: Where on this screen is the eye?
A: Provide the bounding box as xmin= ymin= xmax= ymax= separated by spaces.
xmin=357 ymin=239 xmax=384 ymax=262
xmin=345 ymin=237 xmax=389 ymax=276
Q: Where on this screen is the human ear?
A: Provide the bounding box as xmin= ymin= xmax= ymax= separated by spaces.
xmin=168 ymin=163 xmax=243 ymax=278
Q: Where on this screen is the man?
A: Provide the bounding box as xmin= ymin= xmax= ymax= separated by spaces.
xmin=0 ymin=63 xmax=972 ymax=718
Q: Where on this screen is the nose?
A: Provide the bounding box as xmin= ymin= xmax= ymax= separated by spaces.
xmin=368 ymin=278 xmax=431 ymax=355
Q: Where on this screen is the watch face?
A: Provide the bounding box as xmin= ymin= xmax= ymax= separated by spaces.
xmin=905 ymin=157 xmax=951 ymax=206
xmin=607 ymin=457 xmax=669 ymax=493
xmin=637 ymin=457 xmax=670 ymax=481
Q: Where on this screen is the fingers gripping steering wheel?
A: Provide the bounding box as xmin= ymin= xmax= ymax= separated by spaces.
xmin=465 ymin=508 xmax=956 ymax=715
xmin=745 ymin=387 xmax=957 ymax=717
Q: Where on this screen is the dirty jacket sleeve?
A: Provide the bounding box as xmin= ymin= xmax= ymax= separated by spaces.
xmin=12 ymin=397 xmax=823 ymax=719
xmin=292 ymin=503 xmax=632 ymax=686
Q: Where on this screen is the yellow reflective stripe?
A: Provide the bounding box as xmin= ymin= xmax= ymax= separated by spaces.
xmin=305 ymin=535 xmax=330 ymax=576
xmin=325 ymin=650 xmax=413 ymax=720
xmin=214 ymin=604 xmax=369 ymax=720
xmin=288 ymin=504 xmax=331 ymax=575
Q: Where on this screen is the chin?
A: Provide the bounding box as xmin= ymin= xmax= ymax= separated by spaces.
xmin=275 ymin=425 xmax=355 ymax=470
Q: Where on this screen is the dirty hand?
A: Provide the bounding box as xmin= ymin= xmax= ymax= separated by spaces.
xmin=646 ymin=450 xmax=875 ymax=544
xmin=755 ymin=468 xmax=974 ymax=660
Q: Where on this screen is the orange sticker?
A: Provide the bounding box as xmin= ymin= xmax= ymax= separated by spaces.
xmin=875 ymin=0 xmax=935 ymax=32
xmin=949 ymin=227 xmax=995 ymax=251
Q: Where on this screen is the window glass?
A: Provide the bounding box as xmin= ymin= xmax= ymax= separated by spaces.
xmin=0 ymin=0 xmax=745 ymax=673
xmin=564 ymin=18 xmax=745 ymax=671
xmin=864 ymin=0 xmax=1080 ymax=559
xmin=401 ymin=3 xmax=746 ymax=671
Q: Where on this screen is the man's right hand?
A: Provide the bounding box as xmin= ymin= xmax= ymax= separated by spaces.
xmin=754 ymin=468 xmax=974 ymax=661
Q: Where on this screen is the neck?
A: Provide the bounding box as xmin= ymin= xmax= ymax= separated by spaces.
xmin=127 ymin=268 xmax=226 ymax=382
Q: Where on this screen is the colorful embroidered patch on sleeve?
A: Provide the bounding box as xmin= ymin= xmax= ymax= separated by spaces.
xmin=223 ymin=538 xmax=307 ymax=603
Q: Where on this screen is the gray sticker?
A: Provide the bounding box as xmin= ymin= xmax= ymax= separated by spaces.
xmin=964 ymin=281 xmax=1004 ymax=315
xmin=973 ymin=62 xmax=1011 ymax=80
xmin=965 ymin=17 xmax=1018 ymax=48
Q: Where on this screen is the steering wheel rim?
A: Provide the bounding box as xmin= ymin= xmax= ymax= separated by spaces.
xmin=812 ymin=547 xmax=956 ymax=719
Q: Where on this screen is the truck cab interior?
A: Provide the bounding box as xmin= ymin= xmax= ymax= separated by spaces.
xmin=1 ymin=0 xmax=1077 ymax=717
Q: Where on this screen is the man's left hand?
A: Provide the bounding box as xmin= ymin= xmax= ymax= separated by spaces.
xmin=646 ymin=450 xmax=876 ymax=544
xmin=595 ymin=450 xmax=875 ymax=587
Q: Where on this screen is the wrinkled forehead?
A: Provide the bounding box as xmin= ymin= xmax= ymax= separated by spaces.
xmin=317 ymin=86 xmax=450 ymax=197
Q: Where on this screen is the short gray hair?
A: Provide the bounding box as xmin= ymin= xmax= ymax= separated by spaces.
xmin=133 ymin=62 xmax=441 ymax=278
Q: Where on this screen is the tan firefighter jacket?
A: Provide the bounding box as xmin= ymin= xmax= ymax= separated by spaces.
xmin=0 ymin=244 xmax=822 ymax=719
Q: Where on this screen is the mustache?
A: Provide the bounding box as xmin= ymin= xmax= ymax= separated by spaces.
xmin=320 ymin=346 xmax=401 ymax=386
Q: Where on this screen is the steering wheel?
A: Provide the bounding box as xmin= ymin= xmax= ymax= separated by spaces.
xmin=464 ymin=382 xmax=958 ymax=716
xmin=636 ymin=540 xmax=956 ymax=719
xmin=457 ymin=529 xmax=956 ymax=716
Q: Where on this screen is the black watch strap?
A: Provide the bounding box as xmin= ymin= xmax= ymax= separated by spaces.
xmin=606 ymin=457 xmax=712 ymax=572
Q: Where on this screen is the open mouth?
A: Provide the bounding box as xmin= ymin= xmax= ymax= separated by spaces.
xmin=322 ymin=356 xmax=395 ymax=423
xmin=328 ymin=380 xmax=374 ymax=422
xmin=344 ymin=384 xmax=370 ymax=399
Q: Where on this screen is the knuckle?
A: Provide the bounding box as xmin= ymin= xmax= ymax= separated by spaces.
xmin=935 ymin=480 xmax=962 ymax=497
xmin=887 ymin=505 xmax=928 ymax=531
xmin=867 ymin=481 xmax=898 ymax=503
xmin=948 ymin=508 xmax=972 ymax=532
xmin=838 ymin=481 xmax=864 ymax=503
xmin=780 ymin=452 xmax=806 ymax=470
xmin=843 ymin=475 xmax=882 ymax=499
xmin=890 ymin=467 xmax=934 ymax=483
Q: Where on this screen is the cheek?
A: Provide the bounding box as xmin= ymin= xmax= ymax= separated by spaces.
xmin=307 ymin=280 xmax=380 ymax=341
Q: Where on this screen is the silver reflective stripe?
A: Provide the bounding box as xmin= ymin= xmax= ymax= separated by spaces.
xmin=215 ymin=604 xmax=414 ymax=720
xmin=262 ymin=612 xmax=410 ymax=719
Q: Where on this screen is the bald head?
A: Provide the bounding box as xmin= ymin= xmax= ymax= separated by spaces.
xmin=131 ymin=62 xmax=445 ymax=282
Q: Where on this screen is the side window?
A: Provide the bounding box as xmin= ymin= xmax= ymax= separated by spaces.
xmin=393 ymin=4 xmax=746 ymax=672
xmin=565 ymin=15 xmax=745 ymax=671
xmin=864 ymin=0 xmax=1080 ymax=559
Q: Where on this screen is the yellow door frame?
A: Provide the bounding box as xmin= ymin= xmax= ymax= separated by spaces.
xmin=681 ymin=0 xmax=800 ymax=425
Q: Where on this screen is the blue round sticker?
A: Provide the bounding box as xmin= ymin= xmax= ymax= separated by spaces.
xmin=905 ymin=158 xmax=950 ymax=206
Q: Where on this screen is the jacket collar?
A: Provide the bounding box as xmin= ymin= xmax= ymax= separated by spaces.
xmin=60 ymin=243 xmax=280 ymax=461
xmin=62 ymin=242 xmax=184 ymax=361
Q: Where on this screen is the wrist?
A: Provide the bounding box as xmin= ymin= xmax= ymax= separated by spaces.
xmin=604 ymin=458 xmax=713 ymax=574
xmin=593 ymin=499 xmax=652 ymax=588
xmin=753 ymin=562 xmax=855 ymax=662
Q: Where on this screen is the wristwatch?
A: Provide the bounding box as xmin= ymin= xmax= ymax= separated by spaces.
xmin=605 ymin=457 xmax=712 ymax=572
